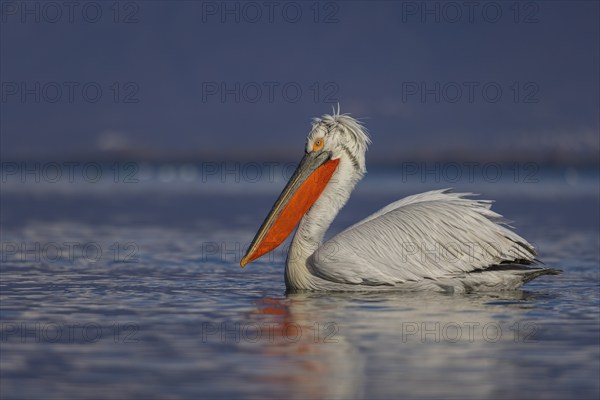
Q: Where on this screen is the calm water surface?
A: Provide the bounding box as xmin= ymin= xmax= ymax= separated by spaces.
xmin=1 ymin=166 xmax=599 ymax=399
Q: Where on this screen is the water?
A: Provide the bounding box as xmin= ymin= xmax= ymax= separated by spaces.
xmin=1 ymin=165 xmax=599 ymax=399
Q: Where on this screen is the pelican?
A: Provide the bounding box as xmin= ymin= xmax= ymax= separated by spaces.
xmin=240 ymin=110 xmax=559 ymax=292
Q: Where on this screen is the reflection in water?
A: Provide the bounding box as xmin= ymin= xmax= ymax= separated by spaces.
xmin=241 ymin=289 xmax=594 ymax=399
xmin=245 ymin=296 xmax=365 ymax=399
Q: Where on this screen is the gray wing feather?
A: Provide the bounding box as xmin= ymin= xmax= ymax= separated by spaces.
xmin=308 ymin=189 xmax=536 ymax=286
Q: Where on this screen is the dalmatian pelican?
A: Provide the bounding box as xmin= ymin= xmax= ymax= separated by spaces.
xmin=240 ymin=110 xmax=559 ymax=292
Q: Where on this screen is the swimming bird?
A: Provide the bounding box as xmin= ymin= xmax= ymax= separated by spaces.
xmin=240 ymin=110 xmax=559 ymax=292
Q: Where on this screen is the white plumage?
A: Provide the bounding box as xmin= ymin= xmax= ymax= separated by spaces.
xmin=243 ymin=110 xmax=559 ymax=292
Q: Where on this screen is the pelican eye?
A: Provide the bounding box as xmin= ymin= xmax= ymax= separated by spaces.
xmin=312 ymin=138 xmax=325 ymax=151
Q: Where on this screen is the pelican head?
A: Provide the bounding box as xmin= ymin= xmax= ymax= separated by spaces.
xmin=240 ymin=111 xmax=370 ymax=267
xmin=306 ymin=113 xmax=371 ymax=174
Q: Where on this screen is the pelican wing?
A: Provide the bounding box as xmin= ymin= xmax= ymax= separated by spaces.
xmin=307 ymin=189 xmax=537 ymax=286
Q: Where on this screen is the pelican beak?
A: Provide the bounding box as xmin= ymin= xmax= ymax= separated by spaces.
xmin=240 ymin=151 xmax=340 ymax=267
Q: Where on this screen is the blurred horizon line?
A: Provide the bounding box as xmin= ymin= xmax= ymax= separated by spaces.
xmin=2 ymin=148 xmax=598 ymax=168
